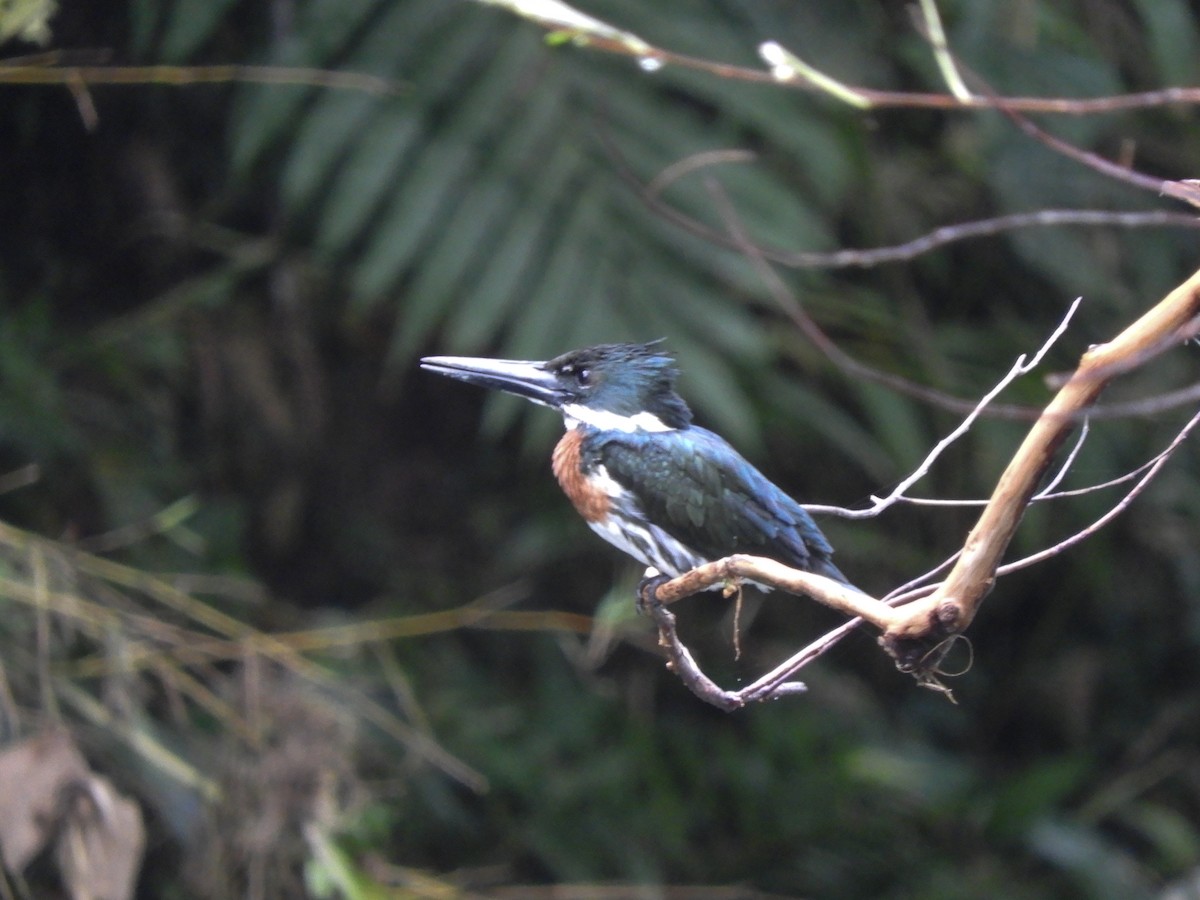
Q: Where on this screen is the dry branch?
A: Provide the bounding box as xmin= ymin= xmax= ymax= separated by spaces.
xmin=479 ymin=0 xmax=1200 ymax=114
xmin=638 ymin=268 xmax=1200 ymax=707
xmin=652 ymin=554 xmax=896 ymax=630
xmin=881 ymin=267 xmax=1200 ymax=666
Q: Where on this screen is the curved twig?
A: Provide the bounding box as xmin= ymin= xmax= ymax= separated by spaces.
xmin=882 ymin=267 xmax=1200 ymax=655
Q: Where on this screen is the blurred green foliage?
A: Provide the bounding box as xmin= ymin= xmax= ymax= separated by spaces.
xmin=1 ymin=0 xmax=1199 ymax=896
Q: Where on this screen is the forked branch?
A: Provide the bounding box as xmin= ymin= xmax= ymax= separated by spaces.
xmin=642 ymin=268 xmax=1200 ymax=708
xmin=880 ymin=267 xmax=1200 ymax=664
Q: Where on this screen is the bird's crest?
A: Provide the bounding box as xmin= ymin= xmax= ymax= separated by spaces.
xmin=547 ymin=341 xmax=693 ymax=430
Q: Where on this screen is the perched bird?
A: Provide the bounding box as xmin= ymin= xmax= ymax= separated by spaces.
xmin=421 ymin=341 xmax=849 ymax=594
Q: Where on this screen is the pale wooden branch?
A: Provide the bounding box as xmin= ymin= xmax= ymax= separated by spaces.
xmin=647 ymin=597 xmax=811 ymax=710
xmin=651 ymin=554 xmax=897 ymax=631
xmin=643 ymin=268 xmax=1200 ymax=708
xmin=996 ymin=409 xmax=1200 ymax=576
xmin=881 ymin=267 xmax=1200 ymax=663
xmin=641 ymin=556 xmax=946 ymax=708
xmin=642 ymin=558 xmax=887 ymax=710
xmin=644 ymin=602 xmax=754 ymax=712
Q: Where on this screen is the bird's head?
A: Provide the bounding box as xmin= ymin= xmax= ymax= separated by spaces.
xmin=420 ymin=341 xmax=693 ymax=432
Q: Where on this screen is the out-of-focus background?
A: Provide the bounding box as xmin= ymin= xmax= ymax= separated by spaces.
xmin=1 ymin=1 xmax=1199 ymax=896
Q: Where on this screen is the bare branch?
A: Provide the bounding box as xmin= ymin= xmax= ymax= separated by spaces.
xmin=999 ymin=409 xmax=1200 ymax=575
xmin=0 ymin=60 xmax=406 ymax=95
xmin=1035 ymin=419 xmax=1091 ymax=498
xmin=479 ymin=0 xmax=1200 ymax=114
xmin=637 ymin=152 xmax=1200 ymax=269
xmin=651 ymin=555 xmax=897 ymax=631
xmin=882 ymin=267 xmax=1200 ymax=657
xmin=806 ymin=298 xmax=1082 ymax=519
xmin=644 ymin=602 xmax=755 ymax=711
xmin=758 ymin=42 xmax=871 ymax=108
xmin=640 ymin=557 xmax=895 ymax=710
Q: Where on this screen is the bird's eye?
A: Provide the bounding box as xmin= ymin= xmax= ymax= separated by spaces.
xmin=558 ymin=363 xmax=592 ymax=387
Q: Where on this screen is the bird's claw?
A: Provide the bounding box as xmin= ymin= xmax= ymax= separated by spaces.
xmin=636 ymin=572 xmax=673 ymax=615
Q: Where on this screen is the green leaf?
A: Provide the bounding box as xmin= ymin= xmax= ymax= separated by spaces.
xmin=348 ymin=136 xmax=477 ymax=306
xmin=154 ymin=0 xmax=242 ymax=62
xmin=280 ymin=91 xmax=384 ymax=213
xmin=314 ymin=115 xmax=425 ymax=256
xmin=1130 ymin=0 xmax=1200 ymax=83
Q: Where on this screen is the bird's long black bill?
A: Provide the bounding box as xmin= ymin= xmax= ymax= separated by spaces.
xmin=420 ymin=355 xmax=565 ymax=407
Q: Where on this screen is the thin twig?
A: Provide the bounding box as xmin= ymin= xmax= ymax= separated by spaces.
xmin=0 ymin=61 xmax=405 ymax=94
xmin=758 ymin=42 xmax=870 ymax=108
xmin=915 ymin=0 xmax=971 ymax=101
xmin=883 ymin=266 xmax=1200 ymax=651
xmin=480 ymin=0 xmax=1200 ymax=113
xmin=635 ymin=151 xmax=1200 ymax=270
xmin=632 ymin=148 xmax=1200 ymax=422
xmin=999 ymin=409 xmax=1200 ymax=574
xmin=646 ymin=603 xmax=747 ymax=711
xmin=894 ymin=419 xmax=1092 ymax=508
xmin=806 ymin=298 xmax=1082 ymax=518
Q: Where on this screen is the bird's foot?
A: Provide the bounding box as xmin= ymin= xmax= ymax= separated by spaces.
xmin=636 ymin=569 xmax=672 ymax=615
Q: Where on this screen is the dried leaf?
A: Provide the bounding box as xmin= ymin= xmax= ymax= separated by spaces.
xmin=0 ymin=729 xmax=89 ymax=872
xmin=0 ymin=730 xmax=145 ymax=899
xmin=56 ymin=775 xmax=145 ymax=900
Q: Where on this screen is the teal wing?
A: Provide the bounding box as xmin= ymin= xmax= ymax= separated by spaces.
xmin=593 ymin=426 xmax=846 ymax=583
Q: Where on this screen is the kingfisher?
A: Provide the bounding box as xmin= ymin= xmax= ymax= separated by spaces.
xmin=420 ymin=341 xmax=849 ymax=597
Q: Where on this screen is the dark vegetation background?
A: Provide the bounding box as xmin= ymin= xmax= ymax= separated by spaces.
xmin=1 ymin=0 xmax=1199 ymax=896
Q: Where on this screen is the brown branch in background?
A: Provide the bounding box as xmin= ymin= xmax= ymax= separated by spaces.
xmin=613 ymin=147 xmax=1200 ymax=426
xmin=786 ymin=210 xmax=1200 ymax=269
xmin=640 ymin=159 xmax=1200 ymax=269
xmin=477 ymin=0 xmax=1200 ymax=114
xmin=1006 ymin=106 xmax=1200 ymax=209
xmin=0 ymin=59 xmax=406 ymax=95
xmin=1088 ymin=381 xmax=1200 ymax=419
xmin=881 ymin=267 xmax=1200 ymax=667
xmin=693 ymin=172 xmax=1061 ymax=424
xmin=955 ymin=65 xmax=1178 ymax=201
xmin=902 ymin=17 xmax=1200 ymax=211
